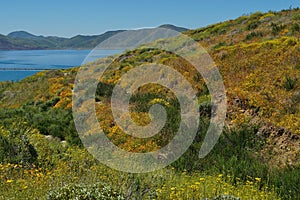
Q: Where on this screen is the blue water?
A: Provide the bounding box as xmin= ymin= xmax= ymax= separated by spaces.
xmin=0 ymin=49 xmax=122 ymax=81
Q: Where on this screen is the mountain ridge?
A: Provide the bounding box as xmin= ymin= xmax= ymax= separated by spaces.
xmin=0 ymin=24 xmax=188 ymax=50
xmin=7 ymin=30 xmax=41 ymax=39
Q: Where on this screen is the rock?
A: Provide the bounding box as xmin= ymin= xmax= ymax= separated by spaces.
xmin=261 ymin=16 xmax=272 ymax=22
xmin=217 ymin=50 xmax=228 ymax=60
xmin=228 ymin=29 xmax=239 ymax=37
xmin=61 ymin=141 xmax=67 ymax=147
xmin=45 ymin=135 xmax=54 ymax=140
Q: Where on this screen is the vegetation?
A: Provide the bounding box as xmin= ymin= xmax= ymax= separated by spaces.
xmin=0 ymin=8 xmax=300 ymax=200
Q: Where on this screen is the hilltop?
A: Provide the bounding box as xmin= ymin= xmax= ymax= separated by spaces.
xmin=0 ymin=8 xmax=299 ymax=199
xmin=7 ymin=31 xmax=41 ymax=39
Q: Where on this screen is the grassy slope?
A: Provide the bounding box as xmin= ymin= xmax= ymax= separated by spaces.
xmin=0 ymin=8 xmax=300 ymax=199
xmin=2 ymin=10 xmax=300 ymax=132
xmin=0 ymin=8 xmax=299 ymax=165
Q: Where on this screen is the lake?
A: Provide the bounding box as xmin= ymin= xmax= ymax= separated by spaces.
xmin=0 ymin=49 xmax=122 ymax=81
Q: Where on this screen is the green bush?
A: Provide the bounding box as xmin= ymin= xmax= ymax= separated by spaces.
xmin=0 ymin=133 xmax=12 ymax=162
xmin=291 ymin=23 xmax=300 ymax=33
xmin=270 ymin=166 xmax=300 ymax=200
xmin=245 ymin=31 xmax=263 ymax=40
xmin=283 ymin=75 xmax=297 ymax=91
xmin=271 ymin=23 xmax=286 ymax=35
xmin=0 ymin=125 xmax=37 ymax=164
xmin=246 ymin=21 xmax=261 ymax=30
xmin=213 ymin=42 xmax=227 ymax=49
xmin=0 ymin=103 xmax=80 ymax=146
xmin=172 ymin=124 xmax=265 ymax=173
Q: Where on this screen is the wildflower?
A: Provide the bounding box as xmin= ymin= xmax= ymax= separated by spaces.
xmin=255 ymin=177 xmax=261 ymax=182
xmin=156 ymin=189 xmax=162 ymax=193
xmin=6 ymin=179 xmax=13 ymax=183
xmin=247 ymin=180 xmax=253 ymax=185
xmin=200 ymin=177 xmax=205 ymax=181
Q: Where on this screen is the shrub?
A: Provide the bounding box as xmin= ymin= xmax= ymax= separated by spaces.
xmin=213 ymin=42 xmax=227 ymax=49
xmin=249 ymin=12 xmax=264 ymax=19
xmin=259 ymin=13 xmax=275 ymax=21
xmin=0 ymin=133 xmax=11 ymax=162
xmin=0 ymin=125 xmax=38 ymax=164
xmin=47 ymin=182 xmax=125 ymax=200
xmin=292 ymin=13 xmax=300 ymax=20
xmin=270 ymin=166 xmax=300 ymax=200
xmin=236 ymin=15 xmax=248 ymax=24
xmin=246 ymin=21 xmax=261 ymax=30
xmin=245 ymin=31 xmax=263 ymax=40
xmin=271 ymin=23 xmax=286 ymax=35
xmin=172 ymin=124 xmax=265 ymax=172
xmin=283 ymin=75 xmax=298 ymax=91
xmin=291 ymin=23 xmax=300 ymax=33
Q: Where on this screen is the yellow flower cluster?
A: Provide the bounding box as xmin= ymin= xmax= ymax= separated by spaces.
xmin=149 ymin=98 xmax=170 ymax=107
xmin=156 ymin=173 xmax=277 ymax=199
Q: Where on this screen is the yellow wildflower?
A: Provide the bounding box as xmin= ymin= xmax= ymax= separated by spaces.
xmin=255 ymin=177 xmax=261 ymax=182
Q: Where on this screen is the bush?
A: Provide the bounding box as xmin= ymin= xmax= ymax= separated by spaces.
xmin=213 ymin=42 xmax=227 ymax=49
xmin=0 ymin=125 xmax=38 ymax=164
xmin=246 ymin=21 xmax=261 ymax=30
xmin=283 ymin=75 xmax=297 ymax=91
xmin=47 ymin=182 xmax=125 ymax=200
xmin=172 ymin=124 xmax=265 ymax=173
xmin=270 ymin=166 xmax=300 ymax=200
xmin=0 ymin=133 xmax=12 ymax=162
xmin=245 ymin=31 xmax=263 ymax=40
xmin=271 ymin=23 xmax=286 ymax=35
xmin=291 ymin=23 xmax=300 ymax=33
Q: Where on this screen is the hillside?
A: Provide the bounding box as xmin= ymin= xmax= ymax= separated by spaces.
xmin=0 ymin=25 xmax=187 ymax=50
xmin=0 ymin=8 xmax=299 ymax=199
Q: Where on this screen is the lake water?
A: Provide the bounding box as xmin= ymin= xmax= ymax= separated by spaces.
xmin=0 ymin=49 xmax=122 ymax=81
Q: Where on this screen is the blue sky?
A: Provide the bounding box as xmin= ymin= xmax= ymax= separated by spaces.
xmin=1 ymin=0 xmax=300 ymax=37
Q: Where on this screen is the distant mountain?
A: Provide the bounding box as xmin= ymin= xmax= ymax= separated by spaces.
xmin=7 ymin=31 xmax=41 ymax=39
xmin=61 ymin=30 xmax=126 ymax=49
xmin=0 ymin=24 xmax=188 ymax=50
xmin=158 ymin=24 xmax=188 ymax=32
xmin=98 ymin=26 xmax=185 ymax=49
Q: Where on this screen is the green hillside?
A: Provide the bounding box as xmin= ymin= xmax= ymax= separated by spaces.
xmin=0 ymin=8 xmax=299 ymax=199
